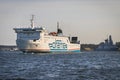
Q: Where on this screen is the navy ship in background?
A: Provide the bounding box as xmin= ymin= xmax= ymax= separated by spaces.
xmin=95 ymin=35 xmax=118 ymax=51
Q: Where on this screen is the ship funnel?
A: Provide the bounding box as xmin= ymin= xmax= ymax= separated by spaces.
xmin=57 ymin=22 xmax=63 ymax=35
xmin=31 ymin=15 xmax=34 ymax=29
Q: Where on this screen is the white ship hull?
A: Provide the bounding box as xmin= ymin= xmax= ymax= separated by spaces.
xmin=14 ymin=17 xmax=80 ymax=53
xmin=16 ymin=35 xmax=80 ymax=53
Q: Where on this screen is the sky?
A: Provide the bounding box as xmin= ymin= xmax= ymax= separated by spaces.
xmin=0 ymin=0 xmax=120 ymax=45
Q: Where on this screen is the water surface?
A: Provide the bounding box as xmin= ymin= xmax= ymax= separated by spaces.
xmin=0 ymin=51 xmax=120 ymax=80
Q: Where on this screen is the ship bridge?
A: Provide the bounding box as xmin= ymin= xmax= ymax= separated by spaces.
xmin=13 ymin=27 xmax=45 ymax=40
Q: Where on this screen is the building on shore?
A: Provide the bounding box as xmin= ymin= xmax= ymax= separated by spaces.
xmin=0 ymin=45 xmax=18 ymax=51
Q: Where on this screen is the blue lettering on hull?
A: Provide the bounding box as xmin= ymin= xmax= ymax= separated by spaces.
xmin=49 ymin=40 xmax=80 ymax=52
xmin=49 ymin=40 xmax=67 ymax=51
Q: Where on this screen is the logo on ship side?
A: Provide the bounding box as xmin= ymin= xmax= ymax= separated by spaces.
xmin=49 ymin=40 xmax=67 ymax=50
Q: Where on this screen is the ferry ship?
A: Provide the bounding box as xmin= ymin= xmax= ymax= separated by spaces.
xmin=13 ymin=15 xmax=80 ymax=53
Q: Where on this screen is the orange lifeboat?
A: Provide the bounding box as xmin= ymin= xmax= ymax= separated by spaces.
xmin=49 ymin=32 xmax=57 ymax=36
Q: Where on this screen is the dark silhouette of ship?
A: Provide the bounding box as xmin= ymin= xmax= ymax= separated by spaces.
xmin=95 ymin=35 xmax=118 ymax=51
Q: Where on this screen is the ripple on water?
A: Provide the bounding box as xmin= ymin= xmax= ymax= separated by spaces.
xmin=0 ymin=51 xmax=120 ymax=79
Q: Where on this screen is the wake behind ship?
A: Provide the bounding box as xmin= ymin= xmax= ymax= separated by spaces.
xmin=13 ymin=15 xmax=80 ymax=53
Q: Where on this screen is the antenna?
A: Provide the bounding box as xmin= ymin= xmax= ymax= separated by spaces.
xmin=57 ymin=21 xmax=59 ymax=30
xmin=31 ymin=15 xmax=34 ymax=29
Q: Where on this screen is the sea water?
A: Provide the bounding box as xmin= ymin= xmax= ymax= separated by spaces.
xmin=0 ymin=51 xmax=120 ymax=80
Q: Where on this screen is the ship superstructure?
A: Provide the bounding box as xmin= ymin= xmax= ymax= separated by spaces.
xmin=14 ymin=16 xmax=80 ymax=53
xmin=95 ymin=35 xmax=118 ymax=51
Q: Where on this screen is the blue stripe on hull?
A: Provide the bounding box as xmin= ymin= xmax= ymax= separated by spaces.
xmin=71 ymin=50 xmax=81 ymax=52
xmin=50 ymin=49 xmax=68 ymax=52
xmin=50 ymin=49 xmax=80 ymax=53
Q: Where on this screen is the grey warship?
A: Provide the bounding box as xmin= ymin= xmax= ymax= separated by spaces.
xmin=96 ymin=35 xmax=118 ymax=51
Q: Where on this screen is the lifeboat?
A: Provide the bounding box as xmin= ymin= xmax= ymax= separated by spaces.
xmin=49 ymin=32 xmax=57 ymax=36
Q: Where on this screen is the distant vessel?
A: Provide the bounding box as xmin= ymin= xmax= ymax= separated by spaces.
xmin=13 ymin=15 xmax=80 ymax=53
xmin=95 ymin=35 xmax=118 ymax=51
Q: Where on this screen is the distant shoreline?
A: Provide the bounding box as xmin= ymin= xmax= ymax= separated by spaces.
xmin=0 ymin=44 xmax=97 ymax=51
xmin=1 ymin=44 xmax=120 ymax=52
xmin=0 ymin=45 xmax=18 ymax=51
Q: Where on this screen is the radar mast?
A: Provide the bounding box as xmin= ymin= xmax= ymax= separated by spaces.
xmin=31 ymin=15 xmax=34 ymax=29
